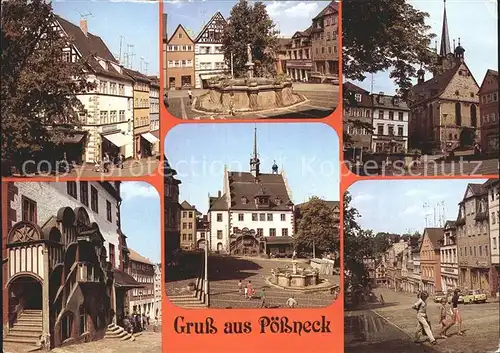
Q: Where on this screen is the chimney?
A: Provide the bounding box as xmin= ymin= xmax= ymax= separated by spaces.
xmin=218 ymin=190 xmax=221 ymax=198
xmin=80 ymin=18 xmax=88 ymax=37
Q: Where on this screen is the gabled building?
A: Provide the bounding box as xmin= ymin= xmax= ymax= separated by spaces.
xmin=208 ymin=127 xmax=295 ymax=256
xmin=127 ymin=248 xmax=155 ymax=318
xmin=440 ymin=220 xmax=458 ymax=292
xmin=408 ymin=1 xmax=480 ymax=154
xmin=194 ymin=12 xmax=228 ymax=88
xmin=166 ymin=24 xmax=195 ymax=89
xmin=285 ymin=27 xmax=313 ymax=82
xmin=309 ymin=0 xmax=339 ymax=83
xmin=343 ymin=82 xmax=374 ymax=161
xmin=412 ymin=237 xmax=423 ymax=293
xmin=371 ymin=93 xmax=410 ymax=153
xmin=56 ymin=16 xmax=135 ymax=163
xmin=484 ymin=178 xmax=499 ymax=298
xmin=478 ymin=69 xmax=499 ymax=154
xmin=456 ymin=183 xmax=491 ymax=294
xmin=420 ymin=228 xmax=444 ymax=295
xmin=180 ymin=201 xmax=200 ymax=250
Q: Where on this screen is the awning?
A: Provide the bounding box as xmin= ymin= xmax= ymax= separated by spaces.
xmin=141 ymin=132 xmax=159 ymax=144
xmin=103 ymin=133 xmax=128 ymax=147
xmin=63 ymin=133 xmax=85 ymax=144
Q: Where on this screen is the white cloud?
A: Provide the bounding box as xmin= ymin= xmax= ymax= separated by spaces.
xmin=121 ymin=182 xmax=159 ymax=201
xmin=401 ymin=204 xmax=424 ymax=215
xmin=265 ymin=1 xmax=322 ymax=36
xmin=352 ymin=193 xmax=374 ymax=203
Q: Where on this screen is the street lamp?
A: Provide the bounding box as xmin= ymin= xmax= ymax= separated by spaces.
xmin=204 ymin=237 xmax=209 ymax=307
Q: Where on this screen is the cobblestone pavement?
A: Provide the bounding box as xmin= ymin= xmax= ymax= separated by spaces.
xmin=165 ymin=83 xmax=338 ymax=120
xmin=207 ymin=256 xmax=339 ymax=308
xmin=347 ymin=287 xmax=500 ymax=353
xmin=3 ymin=331 xmax=162 ymax=353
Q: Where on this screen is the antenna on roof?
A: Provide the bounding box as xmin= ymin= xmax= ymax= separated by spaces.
xmin=78 ymin=11 xmax=93 ymax=20
xmin=119 ymin=36 xmax=125 ymax=65
xmin=144 ymin=61 xmax=149 ymax=75
xmin=423 ymin=202 xmax=431 ymax=227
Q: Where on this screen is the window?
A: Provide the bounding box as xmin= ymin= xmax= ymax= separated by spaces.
xmin=110 ymin=110 xmax=117 ymax=123
xmin=269 ymin=228 xmax=276 ymax=237
xmin=378 ymin=110 xmax=384 ymax=119
xmin=61 ymin=313 xmax=73 ymax=341
xmin=188 ymin=234 xmax=193 ymax=241
xmin=259 ymin=214 xmax=265 ymax=221
xmin=377 ymin=124 xmax=384 ymax=135
xmin=238 ymin=213 xmax=244 ymax=221
xmin=62 ymin=51 xmax=71 ymax=62
xmin=398 ymin=112 xmax=404 ymax=121
xmin=217 ymin=213 xmax=222 ymax=222
xmin=109 ymin=243 xmax=115 ymax=268
xmin=67 ymin=181 xmax=77 ymax=199
xmin=492 ymin=212 xmax=496 ymax=224
xmin=494 ymin=238 xmax=497 ymax=250
xmin=282 ymin=228 xmax=289 ymax=237
xmin=267 ymin=213 xmax=273 ymax=221
xmin=280 ymin=214 xmax=286 ymax=221
xmin=252 ymin=213 xmax=258 ymax=221
xmin=91 ymin=186 xmax=98 ymax=213
xmin=388 ymin=125 xmax=394 ymax=135
xmin=178 ymin=33 xmax=183 ymax=39
xmin=182 ymin=222 xmax=187 ymax=229
xmin=182 ymin=234 xmax=187 ymax=241
xmin=217 ymin=230 xmax=223 ymax=239
xmin=22 ymin=196 xmax=37 ymax=223
xmin=389 ymin=111 xmax=394 ymax=120
xmin=398 ymin=126 xmax=404 ymax=136
xmin=455 ymin=102 xmax=462 ymax=125
xmin=354 ymin=94 xmax=361 ymax=102
xmin=188 ymin=212 xmax=193 ymax=218
xmin=80 ymin=182 xmax=89 ymax=206
xmin=188 ymin=223 xmax=193 ymax=229
xmin=106 ymin=200 xmax=112 ymax=222
xmin=100 ymin=111 xmax=108 ymax=124
xmin=119 ymin=110 xmax=125 ymax=121
xmin=257 ymin=228 xmax=263 ymax=237
xmin=183 ymin=211 xmax=187 ymax=218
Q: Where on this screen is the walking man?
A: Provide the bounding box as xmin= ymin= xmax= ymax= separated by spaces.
xmin=187 ymin=89 xmax=193 ymax=105
xmin=286 ymin=296 xmax=298 ymax=308
xmin=413 ymin=291 xmax=437 ymax=345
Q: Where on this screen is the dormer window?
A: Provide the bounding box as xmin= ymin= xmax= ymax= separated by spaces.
xmin=99 ymin=60 xmax=108 ymax=70
xmin=275 ymin=198 xmax=282 ymax=205
xmin=241 ymin=196 xmax=248 ymax=204
xmin=354 ymin=93 xmax=362 ymax=102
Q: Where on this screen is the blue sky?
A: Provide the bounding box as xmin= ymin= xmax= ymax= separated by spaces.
xmin=165 ymin=0 xmax=331 ymax=39
xmin=352 ymin=0 xmax=498 ymax=95
xmin=348 ymin=179 xmax=488 ymax=235
xmin=164 ymin=123 xmax=340 ymax=214
xmin=53 ymin=0 xmax=159 ymax=75
xmin=120 ymin=181 xmax=161 ymax=263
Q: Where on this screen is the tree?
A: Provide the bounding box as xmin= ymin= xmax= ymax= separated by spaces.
xmin=343 ymin=0 xmax=436 ymax=99
xmin=459 ymin=127 xmax=476 ymax=148
xmin=294 ymin=197 xmax=340 ymax=257
xmin=1 ymin=0 xmax=93 ymax=175
xmin=344 ymin=192 xmax=375 ymax=288
xmin=221 ymin=0 xmax=279 ymax=78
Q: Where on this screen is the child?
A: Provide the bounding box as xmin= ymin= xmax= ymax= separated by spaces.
xmin=244 ymin=285 xmax=248 ymax=299
xmin=412 ymin=290 xmax=437 ymax=345
xmin=438 ymin=297 xmax=454 ymax=338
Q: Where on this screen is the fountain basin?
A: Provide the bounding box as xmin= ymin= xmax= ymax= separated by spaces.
xmin=194 ymin=77 xmax=306 ymax=114
xmin=270 ymin=267 xmax=319 ymax=288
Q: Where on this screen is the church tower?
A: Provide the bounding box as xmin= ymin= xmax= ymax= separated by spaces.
xmin=250 ymin=126 xmax=260 ymax=178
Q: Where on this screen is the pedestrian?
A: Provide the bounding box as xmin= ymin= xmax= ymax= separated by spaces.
xmin=260 ymin=288 xmax=267 ymax=308
xmin=451 ymin=289 xmax=464 ymax=336
xmin=153 ymin=316 xmax=159 ymax=332
xmin=142 ymin=313 xmax=147 ymax=330
xmin=147 ymin=313 xmax=150 ymax=326
xmin=187 ymin=89 xmax=193 ymax=105
xmin=102 ymin=153 xmax=110 ymax=173
xmin=379 ymin=294 xmax=385 ymax=305
xmin=412 ymin=291 xmax=437 ymax=345
xmin=438 ymin=297 xmax=454 ymax=338
xmin=229 ymin=92 xmax=235 ymax=116
xmin=163 ymin=92 xmax=169 ymax=108
xmin=244 ymin=284 xmax=249 ymax=299
xmin=286 ymin=296 xmax=298 ymax=308
xmin=238 ymin=280 xmax=243 ymax=294
xmin=246 ymin=281 xmax=254 ymax=299
xmin=137 ymin=150 xmax=142 ymax=160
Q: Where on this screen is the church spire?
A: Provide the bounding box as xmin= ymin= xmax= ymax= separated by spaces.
xmin=439 ymin=0 xmax=452 ymax=57
xmin=250 ymin=125 xmax=260 ymax=178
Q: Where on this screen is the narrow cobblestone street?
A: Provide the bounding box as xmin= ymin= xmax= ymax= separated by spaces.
xmin=3 ymin=331 xmax=162 ymax=353
xmin=346 ymin=287 xmax=500 ymax=353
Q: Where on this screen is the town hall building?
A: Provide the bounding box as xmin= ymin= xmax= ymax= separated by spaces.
xmin=208 ymin=128 xmax=295 ymax=257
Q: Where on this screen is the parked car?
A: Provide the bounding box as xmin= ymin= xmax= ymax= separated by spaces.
xmin=433 ymin=291 xmax=446 ymax=303
xmin=463 ymin=289 xmax=487 ymax=304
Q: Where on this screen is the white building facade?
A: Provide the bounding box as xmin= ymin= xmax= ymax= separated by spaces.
xmin=57 ymin=17 xmax=135 ymax=163
xmin=153 ymin=264 xmax=162 ymax=322
xmin=440 ymin=221 xmax=459 ymax=292
xmin=9 ymin=181 xmax=122 ymax=268
xmin=194 ymin=12 xmax=228 ymax=89
xmin=371 ymin=93 xmax=410 ymax=153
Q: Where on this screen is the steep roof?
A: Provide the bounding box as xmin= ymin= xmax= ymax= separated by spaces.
xmin=55 ymin=15 xmax=131 ymax=81
xmin=478 ymin=69 xmax=498 ymax=94
xmin=423 ymin=228 xmax=444 ymax=250
xmin=371 ymin=94 xmax=409 ymax=111
xmin=292 ymin=26 xmax=312 ymax=38
xmin=124 ymin=68 xmax=151 ymax=83
xmin=460 ymin=183 xmax=487 ymax=203
xmin=343 ymin=82 xmax=373 ymax=108
xmin=128 ymin=248 xmax=153 ymax=265
xmin=194 ymin=11 xmax=227 ymax=43
xmin=312 ymin=0 xmax=339 ymax=21
xmin=444 ymin=220 xmax=456 ymax=230
xmin=167 ymin=24 xmax=194 ymax=44
xmin=209 ymin=172 xmax=293 ymax=212
xmin=180 ymin=201 xmax=197 ymax=210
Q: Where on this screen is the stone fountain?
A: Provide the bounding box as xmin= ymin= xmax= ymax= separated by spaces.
xmin=270 ymin=261 xmax=322 ymax=289
xmin=194 ymin=44 xmax=306 ymax=115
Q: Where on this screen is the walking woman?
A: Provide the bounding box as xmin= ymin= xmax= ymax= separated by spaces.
xmin=451 ymin=289 xmax=464 ymax=336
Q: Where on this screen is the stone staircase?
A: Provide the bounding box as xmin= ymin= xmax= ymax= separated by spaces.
xmin=168 ymin=293 xmax=207 ymax=308
xmin=104 ymin=323 xmax=136 ymax=341
xmin=3 ymin=309 xmax=43 ymax=347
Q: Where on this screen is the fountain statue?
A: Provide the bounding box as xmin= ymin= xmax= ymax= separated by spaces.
xmin=292 ymin=260 xmax=298 ymax=275
xmin=193 ymin=42 xmax=306 ymax=116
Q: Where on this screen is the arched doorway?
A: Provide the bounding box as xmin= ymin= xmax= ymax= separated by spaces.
xmin=217 ymin=243 xmax=223 ymax=252
xmin=8 ymin=275 xmax=43 ymax=311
